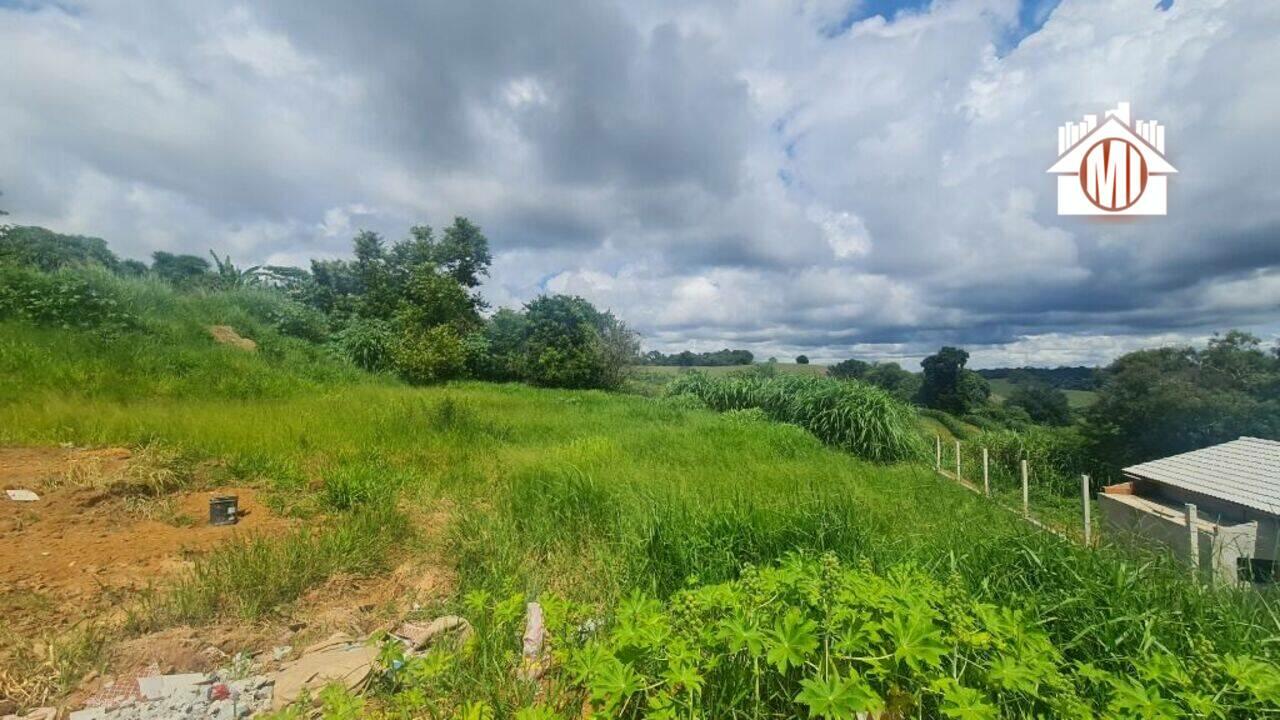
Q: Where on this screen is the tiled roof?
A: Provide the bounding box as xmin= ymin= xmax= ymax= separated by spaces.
xmin=1124 ymin=437 xmax=1280 ymax=515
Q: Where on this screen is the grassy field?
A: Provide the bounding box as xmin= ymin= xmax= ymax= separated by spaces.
xmin=633 ymin=362 xmax=827 ymax=377
xmin=986 ymin=377 xmax=1098 ymax=409
xmin=627 ymin=362 xmax=825 ymax=395
xmin=3 ymin=315 xmax=1279 ymax=716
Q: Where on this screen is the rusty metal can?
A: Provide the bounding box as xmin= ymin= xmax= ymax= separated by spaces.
xmin=209 ymin=495 xmax=239 ymax=526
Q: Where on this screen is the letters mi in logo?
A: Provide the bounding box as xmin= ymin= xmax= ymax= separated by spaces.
xmin=1047 ymin=102 xmax=1176 ymax=216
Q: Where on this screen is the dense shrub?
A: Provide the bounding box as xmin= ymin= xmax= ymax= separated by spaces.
xmin=336 ymin=318 xmax=396 ymax=372
xmin=0 ymin=264 xmax=136 ymax=332
xmin=1004 ymin=382 xmax=1072 ymax=426
xmin=667 ymin=372 xmax=924 ymax=463
xmin=0 ymin=225 xmax=120 ymax=272
xmin=551 ymin=554 xmax=1280 ymax=719
xmin=827 ymin=358 xmax=869 ymax=380
xmin=266 ymin=300 xmax=329 ymax=342
xmin=391 ymin=324 xmax=467 ymax=384
xmin=861 ymin=362 xmax=922 ymax=404
xmin=962 ymin=401 xmax=1032 ymax=431
xmin=1 ymin=226 xmax=646 ymax=391
xmin=519 ymin=295 xmax=638 ymax=390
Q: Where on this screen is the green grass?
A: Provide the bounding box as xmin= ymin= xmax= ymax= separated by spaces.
xmin=634 ymin=362 xmax=827 ymax=377
xmin=2 ymin=315 xmax=1279 ymax=716
xmin=665 ymin=371 xmax=925 ymax=463
xmin=627 ymin=363 xmax=826 ymax=395
xmin=987 ymin=377 xmax=1098 ymax=409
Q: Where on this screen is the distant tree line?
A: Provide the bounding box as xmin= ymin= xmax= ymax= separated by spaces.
xmin=830 ymin=349 xmax=1073 ymax=427
xmin=639 ymin=348 xmax=754 ymax=366
xmin=0 ymin=222 xmax=639 ymax=390
xmin=1082 ymin=330 xmax=1280 ymax=468
xmin=827 ymin=358 xmax=922 ymax=404
xmin=830 ymin=332 xmax=1280 ymax=473
xmin=976 ymin=366 xmax=1098 ymax=390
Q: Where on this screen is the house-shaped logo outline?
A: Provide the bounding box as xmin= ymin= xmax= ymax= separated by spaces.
xmin=1047 ymin=103 xmax=1177 ymax=215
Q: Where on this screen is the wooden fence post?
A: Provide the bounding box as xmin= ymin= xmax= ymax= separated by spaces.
xmin=955 ymin=441 xmax=961 ymax=481
xmin=935 ymin=435 xmax=941 ymax=471
xmin=982 ymin=447 xmax=990 ymax=496
xmin=1185 ymin=503 xmax=1199 ymax=578
xmin=1020 ymin=459 xmax=1029 ymax=518
xmin=1081 ymin=475 xmax=1092 ymax=546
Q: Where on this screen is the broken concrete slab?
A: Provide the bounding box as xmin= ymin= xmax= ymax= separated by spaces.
xmin=270 ymin=632 xmax=377 ymax=710
xmin=136 ymin=672 xmax=210 ymax=701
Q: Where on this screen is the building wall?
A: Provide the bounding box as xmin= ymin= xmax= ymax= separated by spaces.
xmin=1098 ymin=492 xmax=1260 ymax=584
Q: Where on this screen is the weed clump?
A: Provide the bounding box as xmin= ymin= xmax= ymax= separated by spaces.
xmin=558 ymin=554 xmax=1280 ymax=718
xmin=136 ymin=505 xmax=411 ymax=626
xmin=667 ymin=372 xmax=925 ymax=463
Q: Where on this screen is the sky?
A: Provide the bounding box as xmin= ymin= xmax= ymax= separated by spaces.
xmin=2 ymin=0 xmax=1278 ymax=369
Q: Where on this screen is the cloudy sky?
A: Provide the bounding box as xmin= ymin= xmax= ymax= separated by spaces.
xmin=3 ymin=0 xmax=1278 ymax=368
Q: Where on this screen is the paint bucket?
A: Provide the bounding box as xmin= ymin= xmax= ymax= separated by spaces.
xmin=209 ymin=495 xmax=239 ymax=526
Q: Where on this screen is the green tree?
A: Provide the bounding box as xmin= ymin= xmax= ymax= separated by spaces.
xmin=308 ymin=258 xmax=362 ymax=316
xmin=118 ymin=259 xmax=148 ymax=277
xmin=481 ymin=308 xmax=529 ymax=381
xmin=437 ymin=217 xmax=493 ymax=290
xmin=862 ymin=362 xmax=923 ymax=404
xmin=1004 ymin=383 xmax=1072 ymax=426
xmin=919 ymin=347 xmax=988 ymax=414
xmin=150 ymin=251 xmax=210 ymax=286
xmin=828 ymin=358 xmax=870 ymax=381
xmin=520 ymin=294 xmax=637 ymax=389
xmin=395 ymin=264 xmax=479 ymax=333
xmin=391 ymin=324 xmax=467 ymax=384
xmin=795 ymin=354 xmax=810 ymax=364
xmin=0 ymin=226 xmax=120 ymax=272
xmin=208 ymin=250 xmax=263 ymax=289
xmin=1083 ymin=333 xmax=1280 ymax=468
xmin=352 ymin=230 xmax=399 ymax=319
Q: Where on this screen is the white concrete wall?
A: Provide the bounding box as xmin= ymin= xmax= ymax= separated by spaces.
xmin=1099 ymin=492 xmax=1259 ymax=584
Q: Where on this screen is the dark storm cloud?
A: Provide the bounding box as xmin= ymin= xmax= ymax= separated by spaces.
xmin=2 ymin=0 xmax=1279 ymax=366
xmin=254 ymin=0 xmax=751 ymax=197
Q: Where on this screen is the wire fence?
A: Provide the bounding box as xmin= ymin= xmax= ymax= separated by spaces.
xmin=933 ymin=436 xmax=1105 ymax=545
xmin=933 ymin=437 xmax=1261 ymax=585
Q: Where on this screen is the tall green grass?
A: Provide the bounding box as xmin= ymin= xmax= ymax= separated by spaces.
xmin=136 ymin=504 xmax=412 ymax=626
xmin=0 ymin=266 xmax=374 ymax=403
xmin=2 ymin=318 xmax=1278 ymax=715
xmin=666 ymin=372 xmax=925 ymax=463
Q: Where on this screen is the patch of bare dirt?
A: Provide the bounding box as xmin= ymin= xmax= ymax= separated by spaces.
xmin=0 ymin=447 xmax=291 ymax=638
xmin=1 ymin=446 xmax=458 ymax=714
xmin=206 ymin=325 xmax=256 ymax=351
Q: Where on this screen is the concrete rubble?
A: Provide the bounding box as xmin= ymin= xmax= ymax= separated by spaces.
xmin=269 ymin=633 xmax=377 ymax=711
xmin=46 ymin=614 xmax=477 ymax=719
xmin=66 ymin=670 xmax=273 ymax=720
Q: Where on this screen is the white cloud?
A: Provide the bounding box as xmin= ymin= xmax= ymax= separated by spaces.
xmin=1 ymin=0 xmax=1278 ymax=366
